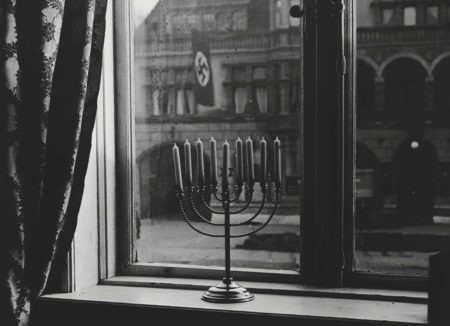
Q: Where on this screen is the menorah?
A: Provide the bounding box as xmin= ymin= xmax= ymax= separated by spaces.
xmin=172 ymin=136 xmax=282 ymax=303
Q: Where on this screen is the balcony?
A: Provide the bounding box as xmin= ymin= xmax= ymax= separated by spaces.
xmin=357 ymin=26 xmax=450 ymax=46
xmin=135 ymin=28 xmax=301 ymax=56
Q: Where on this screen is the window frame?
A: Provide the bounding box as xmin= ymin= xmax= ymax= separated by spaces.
xmin=114 ymin=0 xmax=302 ymax=284
xmin=113 ymin=0 xmax=427 ymax=291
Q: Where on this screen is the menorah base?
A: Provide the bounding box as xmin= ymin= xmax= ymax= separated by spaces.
xmin=201 ymin=278 xmax=254 ymax=303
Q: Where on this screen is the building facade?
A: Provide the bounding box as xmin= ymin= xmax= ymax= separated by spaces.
xmin=355 ymin=0 xmax=450 ymax=225
xmin=134 ymin=0 xmax=450 ymax=225
xmin=134 ymin=0 xmax=302 ymax=219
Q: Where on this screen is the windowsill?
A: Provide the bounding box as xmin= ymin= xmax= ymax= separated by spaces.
xmin=36 ymin=277 xmax=428 ymax=325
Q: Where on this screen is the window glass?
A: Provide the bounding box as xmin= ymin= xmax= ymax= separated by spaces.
xmin=132 ymin=0 xmax=302 ymax=271
xmin=403 ymin=7 xmax=417 ymax=26
xmin=232 ymin=11 xmax=247 ymax=30
xmin=382 ymin=8 xmax=394 ymax=26
xmin=289 ymin=0 xmax=301 ymax=27
xmin=425 ymin=6 xmax=439 ymax=25
xmin=355 ymin=1 xmax=450 ymax=276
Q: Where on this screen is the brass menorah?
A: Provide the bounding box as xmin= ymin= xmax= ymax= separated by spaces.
xmin=172 ymin=136 xmax=282 ymax=303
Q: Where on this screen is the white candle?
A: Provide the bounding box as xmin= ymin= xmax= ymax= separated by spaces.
xmin=172 ymin=144 xmax=183 ymax=192
xmin=196 ymin=138 xmax=205 ymax=186
xmin=184 ymin=139 xmax=192 ymax=186
xmin=210 ymin=137 xmax=218 ymax=186
xmin=274 ymin=137 xmax=281 ymax=188
xmin=236 ymin=137 xmax=244 ymax=187
xmin=246 ymin=137 xmax=254 ymax=186
xmin=223 ymin=140 xmax=229 ymax=187
xmin=260 ymin=137 xmax=267 ymax=187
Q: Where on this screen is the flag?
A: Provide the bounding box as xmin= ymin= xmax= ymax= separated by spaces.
xmin=192 ymin=30 xmax=215 ymax=107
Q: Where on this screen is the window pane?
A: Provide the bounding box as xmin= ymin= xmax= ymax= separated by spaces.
xmin=355 ymin=1 xmax=450 ymax=276
xmin=382 ymin=9 xmax=394 ymax=26
xmin=132 ymin=0 xmax=302 ymax=271
xmin=425 ymin=6 xmax=439 ymax=25
xmin=403 ymin=7 xmax=417 ymax=26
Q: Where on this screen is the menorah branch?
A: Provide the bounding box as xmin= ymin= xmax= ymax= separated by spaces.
xmin=199 ymin=185 xmax=255 ymax=215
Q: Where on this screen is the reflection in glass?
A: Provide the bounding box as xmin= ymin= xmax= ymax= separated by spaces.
xmin=355 ymin=1 xmax=450 ymax=276
xmin=132 ymin=0 xmax=302 ymax=271
xmin=403 ymin=7 xmax=417 ymax=26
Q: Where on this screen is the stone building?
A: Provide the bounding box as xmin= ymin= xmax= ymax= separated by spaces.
xmin=355 ymin=0 xmax=450 ymax=225
xmin=134 ymin=0 xmax=302 ymax=219
xmin=134 ymin=0 xmax=450 ymax=224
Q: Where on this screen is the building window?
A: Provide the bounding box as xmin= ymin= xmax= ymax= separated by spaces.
xmin=232 ymin=11 xmax=247 ymax=30
xmin=403 ymin=6 xmax=417 ymax=26
xmin=274 ymin=0 xmax=299 ymax=29
xmin=202 ymin=14 xmax=217 ymax=31
xmin=289 ymin=0 xmax=301 ymax=27
xmin=425 ymin=6 xmax=439 ymax=25
xmin=217 ymin=11 xmax=232 ymax=31
xmin=382 ymin=8 xmax=394 ymax=26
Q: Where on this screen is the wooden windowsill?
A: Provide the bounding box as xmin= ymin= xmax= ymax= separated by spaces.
xmin=36 ymin=277 xmax=429 ymax=325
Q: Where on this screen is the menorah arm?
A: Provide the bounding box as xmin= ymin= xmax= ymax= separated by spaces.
xmin=176 ymin=192 xmax=225 ymax=238
xmin=229 ymin=190 xmax=281 ymax=238
xmin=211 ymin=186 xmax=224 ymax=202
xmin=199 ymin=186 xmax=254 ymax=215
xmin=188 ymin=190 xmax=232 ymax=226
xmin=193 ymin=189 xmax=267 ymax=227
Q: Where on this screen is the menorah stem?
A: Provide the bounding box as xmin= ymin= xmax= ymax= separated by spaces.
xmin=224 ymin=190 xmax=231 ymax=284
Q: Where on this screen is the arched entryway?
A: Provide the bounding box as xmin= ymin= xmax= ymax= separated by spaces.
xmin=137 ymin=142 xmax=211 ymax=220
xmin=393 ymin=137 xmax=437 ymax=225
xmin=383 ymin=58 xmax=426 ymax=120
xmin=357 ymin=60 xmax=376 ymax=116
xmin=433 ymin=57 xmax=450 ymax=115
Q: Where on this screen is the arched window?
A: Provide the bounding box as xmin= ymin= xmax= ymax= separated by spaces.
xmin=383 ymin=58 xmax=426 ymax=119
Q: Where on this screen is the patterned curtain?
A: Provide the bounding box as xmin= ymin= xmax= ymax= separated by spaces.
xmin=0 ymin=1 xmax=108 ymax=325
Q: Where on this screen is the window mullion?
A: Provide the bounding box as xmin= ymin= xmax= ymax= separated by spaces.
xmin=301 ymin=0 xmax=352 ymax=287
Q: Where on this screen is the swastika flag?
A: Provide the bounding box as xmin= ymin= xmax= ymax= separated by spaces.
xmin=192 ymin=30 xmax=215 ymax=107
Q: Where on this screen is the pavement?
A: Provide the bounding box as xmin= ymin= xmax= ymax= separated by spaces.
xmin=135 ymin=217 xmax=450 ymax=276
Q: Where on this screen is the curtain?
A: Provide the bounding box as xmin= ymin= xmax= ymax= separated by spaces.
xmin=176 ymin=89 xmax=185 ymax=115
xmin=186 ymin=89 xmax=195 ymax=115
xmin=152 ymin=89 xmax=160 ymax=116
xmin=256 ymin=87 xmax=268 ymax=114
xmin=234 ymin=88 xmax=247 ymax=114
xmin=0 ymin=1 xmax=108 ymax=325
